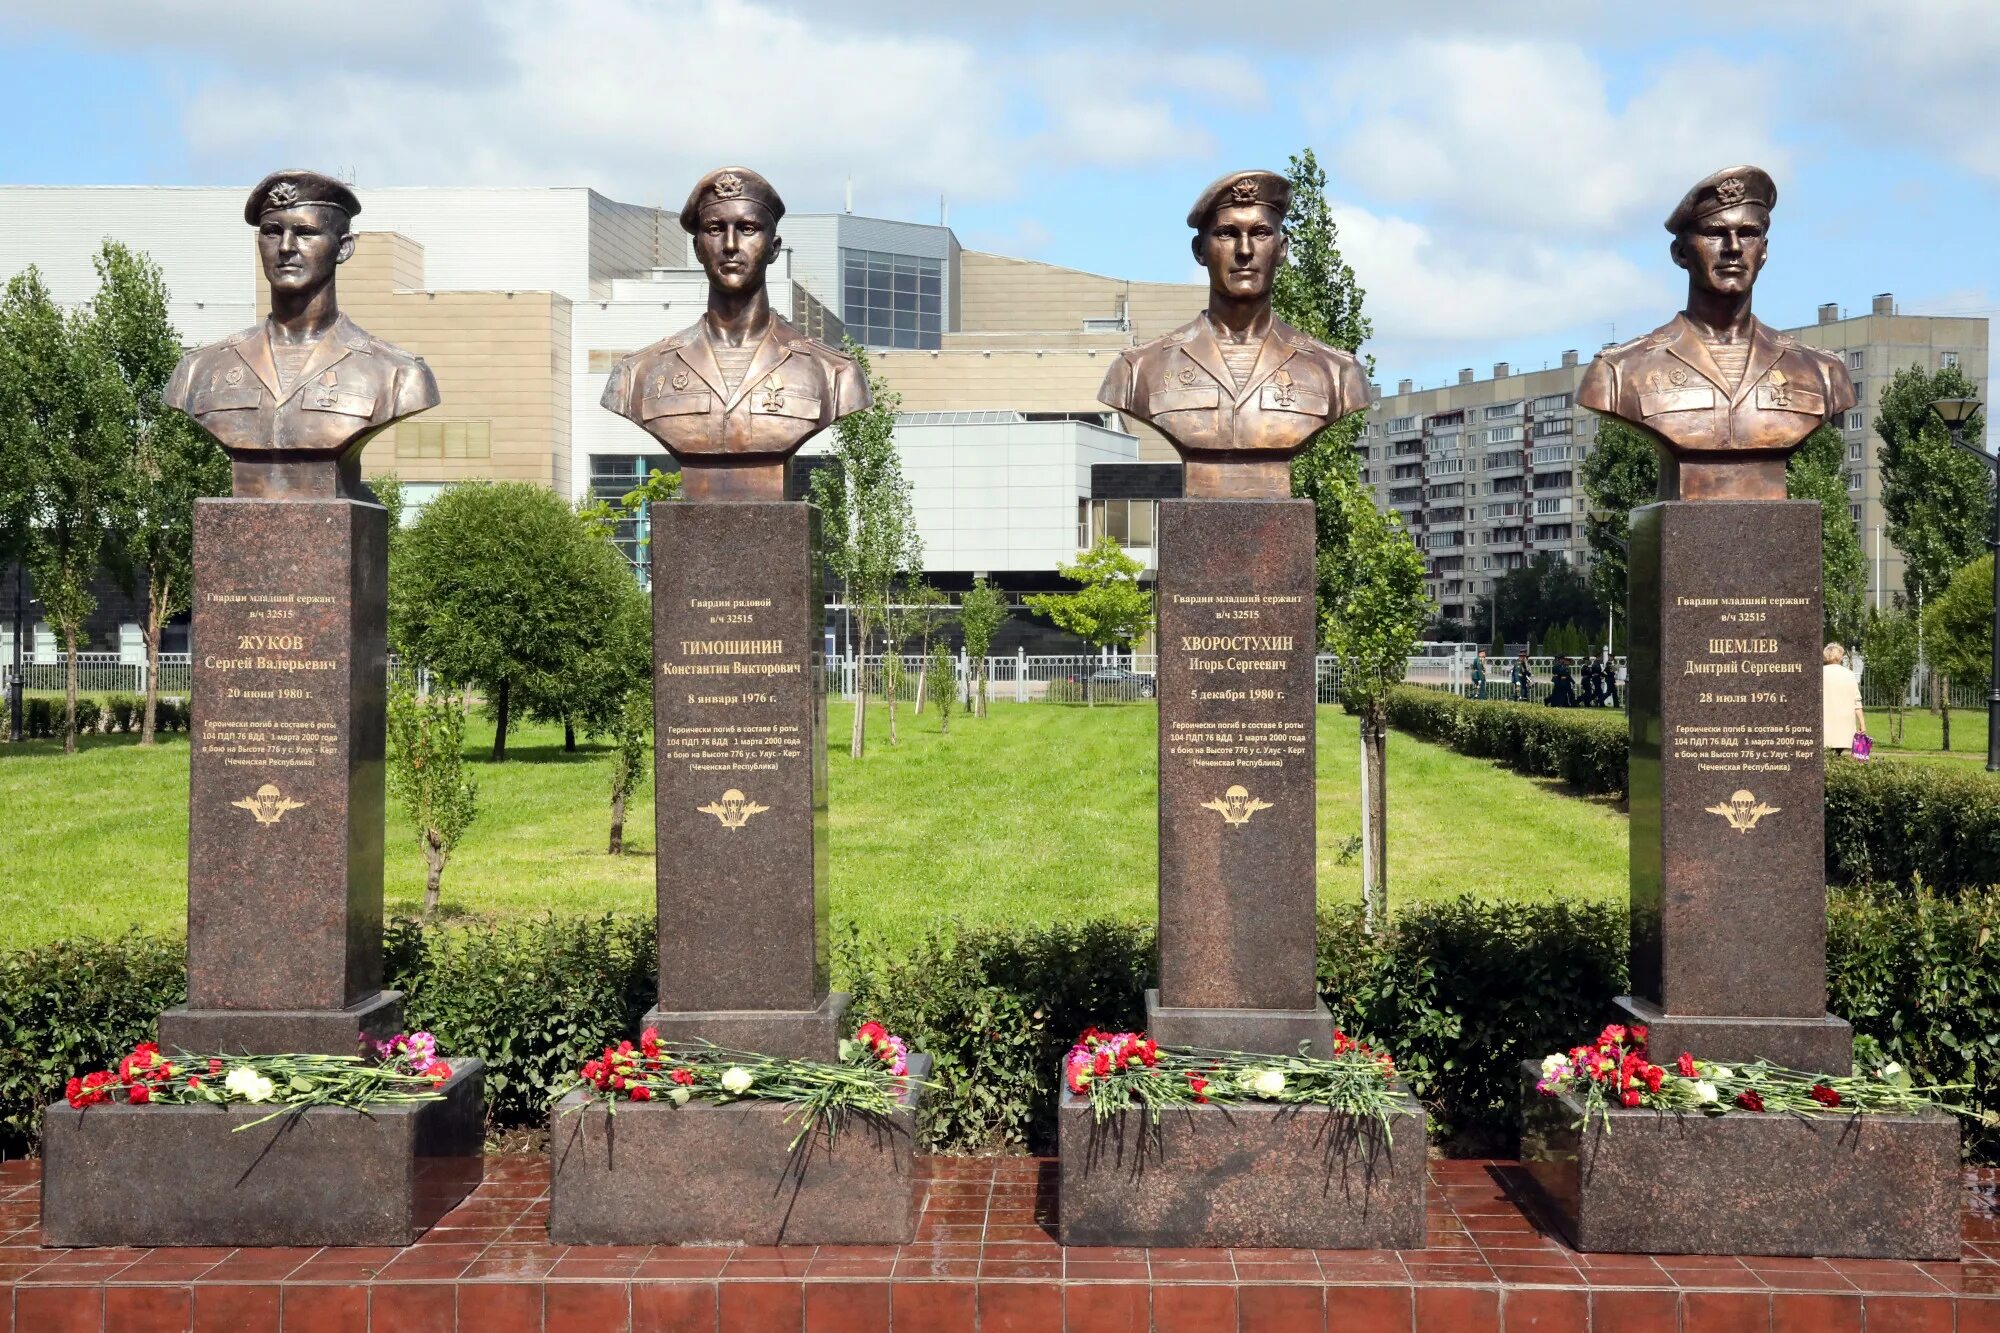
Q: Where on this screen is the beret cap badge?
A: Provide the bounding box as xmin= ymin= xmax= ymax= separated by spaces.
xmin=711 ymin=172 xmax=745 ymax=199
xmin=266 ymin=181 xmax=301 ymax=208
xmin=1229 ymin=178 xmax=1261 ymax=203
xmin=1714 ymin=177 xmax=1747 ymax=205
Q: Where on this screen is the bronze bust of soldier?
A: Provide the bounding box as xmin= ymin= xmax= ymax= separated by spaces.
xmin=1579 ymin=165 xmax=1855 ymax=501
xmin=1099 ymin=169 xmax=1368 ymax=500
xmin=165 ymin=170 xmax=439 ymax=501
xmin=602 ymin=167 xmax=871 ymax=502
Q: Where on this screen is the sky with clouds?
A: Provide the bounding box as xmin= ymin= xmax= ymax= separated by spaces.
xmin=1 ymin=0 xmax=1995 ymax=389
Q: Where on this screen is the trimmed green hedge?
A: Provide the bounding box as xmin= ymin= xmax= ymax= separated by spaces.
xmin=1384 ymin=686 xmax=1628 ymax=796
xmin=4 ymin=893 xmax=1995 ymax=1159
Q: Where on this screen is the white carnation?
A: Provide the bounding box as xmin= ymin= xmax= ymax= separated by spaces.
xmin=719 ymin=1066 xmax=754 ymax=1094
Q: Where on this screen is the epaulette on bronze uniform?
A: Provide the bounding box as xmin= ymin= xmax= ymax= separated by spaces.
xmin=222 ymin=329 xmax=250 ymax=347
xmin=660 ymin=330 xmax=692 ymax=352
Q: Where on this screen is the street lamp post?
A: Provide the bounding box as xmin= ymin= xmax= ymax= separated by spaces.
xmin=1930 ymin=396 xmax=1996 ymax=771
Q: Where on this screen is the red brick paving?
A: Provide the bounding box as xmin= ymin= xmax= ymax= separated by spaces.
xmin=2 ymin=1153 xmax=1998 ymax=1329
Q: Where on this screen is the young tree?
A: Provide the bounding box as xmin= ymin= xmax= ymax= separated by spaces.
xmin=0 ymin=266 xmax=127 ymax=753
xmin=1862 ymin=605 xmax=1920 ymax=743
xmin=92 ymin=242 xmax=231 ymax=745
xmin=1789 ymin=424 xmax=1867 ymax=647
xmin=809 ymin=340 xmax=920 ymax=758
xmin=1271 ymin=146 xmax=1377 ymax=630
xmin=1323 ymin=486 xmax=1430 ymax=933
xmin=386 ymin=677 xmax=478 ymax=915
xmin=1025 ymin=536 xmax=1154 ymax=705
xmin=1877 ymin=364 xmax=1989 ymax=611
xmin=1921 ymin=554 xmax=1994 ymax=753
xmin=906 ymin=581 xmax=951 ymax=715
xmin=876 ymin=590 xmax=922 ymax=745
xmin=518 ymin=506 xmax=654 ymax=753
xmin=390 ymin=481 xmax=629 ymax=760
xmin=606 ymin=686 xmax=650 ymax=855
xmin=925 ymin=643 xmax=954 ymax=735
xmin=956 ymin=577 xmax=1011 ymax=716
xmin=1580 ymin=416 xmax=1658 ymax=611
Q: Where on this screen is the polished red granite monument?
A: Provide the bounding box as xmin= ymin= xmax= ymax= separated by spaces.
xmin=1058 ymin=170 xmax=1425 ymax=1248
xmin=1523 ymin=166 xmax=1957 ymax=1260
xmin=549 ymin=167 xmax=923 ymax=1245
xmin=39 ymin=172 xmax=483 ymax=1248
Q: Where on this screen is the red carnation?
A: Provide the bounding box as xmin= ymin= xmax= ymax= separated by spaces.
xmin=1629 ymin=1024 xmax=1648 ymax=1048
xmin=1094 ymin=1051 xmax=1111 ymax=1077
xmin=428 ymin=1062 xmax=452 ymax=1085
xmin=128 ymin=1085 xmax=151 ymax=1105
xmin=1810 ymin=1084 xmax=1842 ymax=1109
xmin=64 ymin=1077 xmax=84 ymax=1108
xmin=629 ymin=1085 xmax=651 ymax=1102
xmin=1676 ymin=1052 xmax=1696 ymax=1078
xmin=1601 ymin=1024 xmax=1628 ymax=1045
xmin=1620 ymin=1088 xmax=1641 ymax=1107
xmin=1188 ymin=1073 xmax=1209 ymax=1104
xmin=208 ymin=1058 xmax=224 ymax=1076
xmin=187 ymin=1076 xmax=202 ymax=1089
xmin=670 ymin=1068 xmax=695 ymax=1086
xmin=1736 ymin=1090 xmax=1765 ymax=1112
xmin=1644 ymin=1066 xmax=1664 ymax=1093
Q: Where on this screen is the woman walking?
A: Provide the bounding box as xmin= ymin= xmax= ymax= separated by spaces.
xmin=1823 ymin=642 xmax=1866 ymax=756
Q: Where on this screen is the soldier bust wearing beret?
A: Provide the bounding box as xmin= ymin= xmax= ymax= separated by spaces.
xmin=164 ymin=170 xmax=439 ymax=501
xmin=602 ymin=166 xmax=870 ymax=501
xmin=1099 ymin=169 xmax=1369 ymax=499
xmin=1579 ymin=165 xmax=1854 ymax=501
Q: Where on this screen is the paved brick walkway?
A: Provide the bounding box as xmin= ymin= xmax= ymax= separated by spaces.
xmin=3 ymin=1154 xmax=1998 ymax=1329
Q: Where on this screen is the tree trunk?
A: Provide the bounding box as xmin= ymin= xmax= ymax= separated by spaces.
xmin=492 ymin=677 xmax=511 ymax=760
xmin=564 ymin=717 xmax=576 ymax=752
xmin=888 ymin=683 xmax=899 ymax=745
xmin=62 ymin=623 xmax=79 ymax=754
xmin=423 ymin=829 xmax=446 ymax=915
xmin=1361 ymin=703 xmax=1389 ymax=933
xmin=938 ymin=695 xmax=948 ymax=735
xmin=609 ymin=788 xmax=626 ymax=855
xmin=1940 ymin=673 xmax=1951 ymax=751
xmin=141 ymin=571 xmax=169 ymax=746
xmin=850 ymin=612 xmax=869 ymax=760
xmin=978 ymin=666 xmax=988 ymax=718
xmin=914 ymin=651 xmax=927 ymax=715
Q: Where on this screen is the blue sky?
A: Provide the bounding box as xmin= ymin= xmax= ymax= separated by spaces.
xmin=2 ymin=0 xmax=1995 ymax=388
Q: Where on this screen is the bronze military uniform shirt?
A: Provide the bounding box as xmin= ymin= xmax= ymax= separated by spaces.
xmin=1099 ymin=312 xmax=1370 ymax=465
xmin=1578 ymin=313 xmax=1855 ymax=494
xmin=601 ymin=315 xmax=869 ymax=459
xmin=164 ymin=313 xmax=439 ymax=460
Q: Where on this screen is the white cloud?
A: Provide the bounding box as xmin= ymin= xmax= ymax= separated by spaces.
xmin=1329 ymin=202 xmax=1669 ymax=347
xmin=1327 ymin=40 xmax=1785 ymax=238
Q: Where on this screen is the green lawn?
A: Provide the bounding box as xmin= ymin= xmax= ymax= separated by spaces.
xmin=0 ymin=700 xmax=1627 ymax=950
xmin=1868 ymin=707 xmax=1991 ymax=766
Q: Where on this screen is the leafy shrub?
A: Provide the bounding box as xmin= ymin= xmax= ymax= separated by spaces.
xmin=387 ymin=914 xmax=654 ymax=1128
xmin=105 ymin=695 xmax=139 ymax=734
xmin=24 ymin=697 xmax=55 ymax=739
xmin=1829 ymin=886 xmax=2000 ymax=1160
xmin=0 ymin=934 xmax=186 ymax=1154
xmin=1825 ymin=759 xmax=2000 ymax=894
xmin=153 ymin=698 xmax=187 ymax=732
xmin=72 ymin=698 xmax=101 ymax=735
xmin=1385 ymin=686 xmax=1628 ymax=796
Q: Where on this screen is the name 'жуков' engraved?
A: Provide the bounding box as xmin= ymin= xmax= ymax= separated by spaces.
xmin=196 ymin=587 xmax=342 ymax=774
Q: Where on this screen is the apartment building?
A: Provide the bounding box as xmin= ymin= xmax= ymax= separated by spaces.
xmin=1359 ymin=296 xmax=1989 ymax=624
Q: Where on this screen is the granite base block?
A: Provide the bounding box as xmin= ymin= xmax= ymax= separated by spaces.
xmin=39 ymin=1059 xmax=484 ymax=1248
xmin=548 ymin=1052 xmax=928 ymax=1245
xmin=157 ymin=989 xmax=405 ymax=1058
xmin=1613 ymin=994 xmax=1855 ymax=1075
xmin=1518 ymin=1060 xmax=1960 ymax=1259
xmin=1145 ymin=987 xmax=1336 ymax=1059
xmin=641 ymin=991 xmax=851 ymax=1063
xmin=1056 ymin=1080 xmax=1427 ymax=1249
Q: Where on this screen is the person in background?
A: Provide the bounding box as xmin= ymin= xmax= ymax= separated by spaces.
xmin=1605 ymin=651 xmax=1623 ymax=709
xmin=1823 ymin=641 xmax=1866 ymax=756
xmin=1513 ymin=651 xmax=1532 ymax=701
xmin=1549 ymin=656 xmax=1577 ymax=707
xmin=1581 ymin=655 xmax=1604 ymax=706
xmin=1471 ymin=649 xmax=1487 ymax=700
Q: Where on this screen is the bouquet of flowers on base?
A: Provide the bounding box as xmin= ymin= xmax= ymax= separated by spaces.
xmin=1062 ymin=1027 xmax=1403 ymax=1132
xmin=1535 ymin=1024 xmax=1981 ymax=1133
xmin=63 ymin=1032 xmax=454 ymax=1130
xmin=557 ymin=1021 xmax=921 ymax=1150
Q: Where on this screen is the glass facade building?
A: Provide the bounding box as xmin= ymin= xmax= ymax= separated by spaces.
xmin=840 ymin=247 xmax=943 ymax=349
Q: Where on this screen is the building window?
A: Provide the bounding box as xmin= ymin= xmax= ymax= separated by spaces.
xmin=1845 ymin=409 xmax=1864 ymax=431
xmin=1081 ymin=498 xmax=1158 ymax=549
xmin=1846 ymin=472 xmax=1862 ymax=492
xmin=1846 ymin=350 xmax=1865 ymax=371
xmin=1848 ymin=440 xmax=1864 ymax=462
xmin=1943 ymin=351 xmax=1960 ymax=370
xmin=1850 ymin=504 xmax=1863 ymax=524
xmin=590 ymin=454 xmax=673 ymax=581
xmin=396 ymin=420 xmax=492 ymax=459
xmin=1387 ymin=415 xmax=1416 ymax=433
xmin=1532 ymin=417 xmax=1572 ymax=437
xmin=1484 ymin=402 xmax=1522 ymax=420
xmin=1530 ymin=393 xmax=1571 ymax=414
xmin=840 ymin=248 xmax=942 ymax=349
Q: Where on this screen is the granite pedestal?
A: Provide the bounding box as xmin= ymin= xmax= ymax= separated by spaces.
xmin=1618 ymin=501 xmax=1851 ymax=1073
xmin=548 ymin=499 xmax=923 ymax=1242
xmin=1519 ymin=1062 xmax=1959 ymax=1259
xmin=39 ymin=1061 xmax=485 ymax=1248
xmin=166 ymin=498 xmax=403 ymax=1056
xmin=1057 ymin=1080 xmax=1427 ymax=1248
xmin=549 ymin=1055 xmax=928 ymax=1246
xmin=1152 ymin=499 xmax=1332 ymax=1057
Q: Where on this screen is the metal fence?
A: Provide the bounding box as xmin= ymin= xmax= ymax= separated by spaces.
xmin=0 ymin=652 xmax=192 ymax=696
xmin=1862 ymin=667 xmax=1987 ymax=711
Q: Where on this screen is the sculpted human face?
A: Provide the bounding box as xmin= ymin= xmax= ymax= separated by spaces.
xmin=694 ymin=199 xmax=778 ymax=295
xmin=1195 ymin=202 xmax=1286 ymax=303
xmin=1672 ymin=204 xmax=1769 ymax=298
xmin=257 ymin=204 xmax=353 ymax=299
